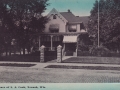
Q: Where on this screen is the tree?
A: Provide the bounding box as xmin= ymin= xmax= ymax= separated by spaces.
xmin=0 ymin=0 xmax=15 ymax=56
xmin=88 ymin=0 xmax=120 ymax=51
xmin=0 ymin=0 xmax=49 ymax=55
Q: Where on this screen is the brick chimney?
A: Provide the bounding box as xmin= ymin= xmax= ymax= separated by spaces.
xmin=68 ymin=9 xmax=71 ymax=13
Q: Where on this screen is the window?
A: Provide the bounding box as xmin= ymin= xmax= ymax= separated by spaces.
xmin=53 ymin=15 xmax=56 ymax=19
xmin=49 ymin=24 xmax=59 ymax=33
xmin=68 ymin=24 xmax=77 ymax=32
xmin=50 ymin=30 xmax=59 ymax=33
xmin=69 ymin=30 xmax=76 ymax=32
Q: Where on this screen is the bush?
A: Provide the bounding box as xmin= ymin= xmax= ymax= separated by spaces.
xmin=89 ymin=46 xmax=110 ymax=57
xmin=77 ymin=51 xmax=92 ymax=56
xmin=78 ymin=45 xmax=89 ymax=51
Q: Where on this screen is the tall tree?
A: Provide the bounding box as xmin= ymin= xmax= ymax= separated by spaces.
xmin=0 ymin=0 xmax=48 ymax=54
xmin=0 ymin=0 xmax=15 ymax=56
xmin=8 ymin=0 xmax=48 ymax=54
xmin=88 ymin=0 xmax=120 ymax=51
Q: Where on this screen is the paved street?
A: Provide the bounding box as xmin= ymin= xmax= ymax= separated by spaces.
xmin=0 ymin=60 xmax=120 ymax=83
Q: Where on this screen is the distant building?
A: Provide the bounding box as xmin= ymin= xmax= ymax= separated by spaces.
xmin=34 ymin=8 xmax=90 ymax=56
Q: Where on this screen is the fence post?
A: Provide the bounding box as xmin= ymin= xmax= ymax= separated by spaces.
xmin=40 ymin=45 xmax=45 ymax=63
xmin=57 ymin=45 xmax=62 ymax=63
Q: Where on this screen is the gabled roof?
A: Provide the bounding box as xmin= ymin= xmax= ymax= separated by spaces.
xmin=47 ymin=8 xmax=89 ymax=25
xmin=47 ymin=8 xmax=68 ymax=23
xmin=77 ymin=16 xmax=89 ymax=25
xmin=60 ymin=12 xmax=82 ymax=23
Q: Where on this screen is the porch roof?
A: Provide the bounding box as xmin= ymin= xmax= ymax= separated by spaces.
xmin=34 ymin=32 xmax=88 ymax=36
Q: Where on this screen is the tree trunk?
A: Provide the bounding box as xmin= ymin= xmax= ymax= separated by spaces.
xmin=23 ymin=47 xmax=25 ymax=55
xmin=20 ymin=50 xmax=21 ymax=55
xmin=6 ymin=47 xmax=8 ymax=56
xmin=9 ymin=46 xmax=11 ymax=56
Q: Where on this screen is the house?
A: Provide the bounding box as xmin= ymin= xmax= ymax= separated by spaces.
xmin=34 ymin=8 xmax=90 ymax=56
xmin=45 ymin=8 xmax=87 ymax=33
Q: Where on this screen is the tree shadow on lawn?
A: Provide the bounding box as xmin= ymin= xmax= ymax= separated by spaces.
xmin=45 ymin=65 xmax=120 ymax=71
xmin=0 ymin=63 xmax=36 ymax=67
xmin=62 ymin=57 xmax=120 ymax=65
xmin=0 ymin=53 xmax=40 ymax=62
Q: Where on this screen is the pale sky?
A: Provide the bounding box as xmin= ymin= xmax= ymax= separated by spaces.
xmin=43 ymin=0 xmax=96 ymax=16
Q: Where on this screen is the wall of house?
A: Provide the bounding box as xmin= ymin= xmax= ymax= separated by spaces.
xmin=44 ymin=15 xmax=66 ymax=33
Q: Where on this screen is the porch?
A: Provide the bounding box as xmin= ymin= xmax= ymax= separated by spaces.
xmin=34 ymin=32 xmax=85 ymax=56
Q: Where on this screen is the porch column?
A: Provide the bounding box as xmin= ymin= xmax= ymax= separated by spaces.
xmin=39 ymin=36 xmax=41 ymax=50
xmin=63 ymin=43 xmax=65 ymax=56
xmin=50 ymin=35 xmax=53 ymax=51
xmin=64 ymin=43 xmax=65 ymax=50
xmin=76 ymin=35 xmax=79 ymax=56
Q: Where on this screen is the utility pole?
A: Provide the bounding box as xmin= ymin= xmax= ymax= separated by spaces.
xmin=98 ymin=0 xmax=100 ymax=47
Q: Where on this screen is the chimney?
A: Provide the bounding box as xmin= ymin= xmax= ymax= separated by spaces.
xmin=68 ymin=9 xmax=71 ymax=13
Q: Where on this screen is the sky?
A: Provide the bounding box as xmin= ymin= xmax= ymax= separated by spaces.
xmin=43 ymin=0 xmax=96 ymax=16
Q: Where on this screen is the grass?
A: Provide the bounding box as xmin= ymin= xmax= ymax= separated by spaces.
xmin=0 ymin=63 xmax=36 ymax=67
xmin=62 ymin=57 xmax=120 ymax=65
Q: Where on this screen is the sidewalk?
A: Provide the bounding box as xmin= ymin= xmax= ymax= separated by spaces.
xmin=0 ymin=60 xmax=120 ymax=69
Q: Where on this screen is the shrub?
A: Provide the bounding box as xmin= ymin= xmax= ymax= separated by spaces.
xmin=77 ymin=51 xmax=92 ymax=56
xmin=78 ymin=45 xmax=89 ymax=51
xmin=89 ymin=46 xmax=110 ymax=57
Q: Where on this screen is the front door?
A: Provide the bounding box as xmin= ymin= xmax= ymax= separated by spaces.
xmin=65 ymin=43 xmax=76 ymax=56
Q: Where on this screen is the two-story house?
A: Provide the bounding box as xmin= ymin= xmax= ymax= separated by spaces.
xmin=35 ymin=8 xmax=89 ymax=56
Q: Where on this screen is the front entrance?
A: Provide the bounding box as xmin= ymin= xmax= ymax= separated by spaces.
xmin=64 ymin=43 xmax=76 ymax=56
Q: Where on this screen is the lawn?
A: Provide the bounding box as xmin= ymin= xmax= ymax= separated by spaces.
xmin=62 ymin=56 xmax=120 ymax=65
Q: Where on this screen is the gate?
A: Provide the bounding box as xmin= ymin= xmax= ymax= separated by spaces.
xmin=44 ymin=47 xmax=57 ymax=62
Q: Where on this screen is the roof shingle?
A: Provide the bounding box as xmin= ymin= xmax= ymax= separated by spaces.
xmin=60 ymin=12 xmax=81 ymax=23
xmin=60 ymin=12 xmax=89 ymax=25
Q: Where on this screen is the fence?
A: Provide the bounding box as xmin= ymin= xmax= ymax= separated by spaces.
xmin=44 ymin=47 xmax=57 ymax=62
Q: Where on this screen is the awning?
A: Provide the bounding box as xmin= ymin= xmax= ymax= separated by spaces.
xmin=49 ymin=24 xmax=59 ymax=30
xmin=68 ymin=25 xmax=77 ymax=30
xmin=63 ymin=36 xmax=77 ymax=43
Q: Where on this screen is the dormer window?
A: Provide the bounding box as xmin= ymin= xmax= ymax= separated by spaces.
xmin=53 ymin=15 xmax=56 ymax=19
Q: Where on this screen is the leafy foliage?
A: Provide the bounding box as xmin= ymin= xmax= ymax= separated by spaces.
xmin=89 ymin=45 xmax=110 ymax=56
xmin=88 ymin=0 xmax=120 ymax=51
xmin=0 ymin=0 xmax=49 ymax=55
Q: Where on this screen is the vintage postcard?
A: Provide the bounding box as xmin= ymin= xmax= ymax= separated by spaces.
xmin=0 ymin=0 xmax=120 ymax=89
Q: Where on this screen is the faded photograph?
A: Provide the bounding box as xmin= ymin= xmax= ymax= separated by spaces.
xmin=0 ymin=0 xmax=120 ymax=83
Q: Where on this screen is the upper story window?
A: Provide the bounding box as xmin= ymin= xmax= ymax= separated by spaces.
xmin=68 ymin=24 xmax=77 ymax=32
xmin=53 ymin=15 xmax=57 ymax=19
xmin=49 ymin=24 xmax=59 ymax=33
xmin=69 ymin=30 xmax=76 ymax=32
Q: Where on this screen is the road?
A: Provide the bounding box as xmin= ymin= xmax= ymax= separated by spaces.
xmin=0 ymin=62 xmax=120 ymax=83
